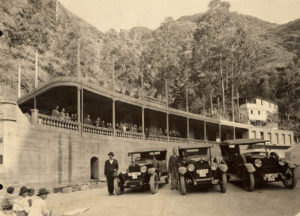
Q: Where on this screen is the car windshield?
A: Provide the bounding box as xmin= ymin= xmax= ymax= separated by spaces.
xmin=181 ymin=148 xmax=209 ymax=160
xmin=130 ymin=151 xmax=165 ymax=162
xmin=239 ymin=143 xmax=267 ymax=155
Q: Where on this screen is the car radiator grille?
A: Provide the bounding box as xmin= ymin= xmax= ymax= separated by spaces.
xmin=194 ymin=161 xmax=210 ymax=178
xmin=195 ymin=161 xmax=210 ymax=169
xmin=129 ymin=164 xmax=140 ymax=173
xmin=261 ymin=158 xmax=279 ymax=173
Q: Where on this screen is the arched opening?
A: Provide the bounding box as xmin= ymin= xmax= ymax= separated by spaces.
xmin=90 ymin=157 xmax=99 ymax=180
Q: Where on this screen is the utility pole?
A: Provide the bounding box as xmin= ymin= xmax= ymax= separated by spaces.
xmin=231 ymin=48 xmax=235 ymax=122
xmin=77 ymin=39 xmax=81 ymax=80
xmin=56 ymin=0 xmax=60 ymax=24
xmin=17 ymin=66 xmax=21 ymax=98
xmin=165 ymin=79 xmax=168 ymax=107
xmin=140 ymin=69 xmax=144 ymax=100
xmin=34 ymin=50 xmax=38 ymax=88
xmin=236 ymin=87 xmax=240 ymax=122
xmin=185 ymin=87 xmax=189 ymax=112
xmin=112 ymin=57 xmax=115 ymax=92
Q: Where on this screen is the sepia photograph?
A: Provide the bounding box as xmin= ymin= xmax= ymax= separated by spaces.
xmin=0 ymin=0 xmax=300 ymax=215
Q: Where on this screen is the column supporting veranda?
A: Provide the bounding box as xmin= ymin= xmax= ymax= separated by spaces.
xmin=112 ymin=99 xmax=116 ymax=137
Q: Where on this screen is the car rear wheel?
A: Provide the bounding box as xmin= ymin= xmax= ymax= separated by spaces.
xmin=242 ymin=168 xmax=255 ymax=192
xmin=179 ymin=175 xmax=186 ymax=195
xmin=283 ymin=168 xmax=297 ymax=189
xmin=219 ymin=173 xmax=227 ymax=193
xmin=150 ymin=173 xmax=159 ymax=194
xmin=114 ymin=178 xmax=123 ymax=195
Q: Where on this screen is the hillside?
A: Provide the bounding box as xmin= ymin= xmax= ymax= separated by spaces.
xmin=0 ymin=0 xmax=299 ymax=137
xmin=263 ymin=18 xmax=300 ymax=52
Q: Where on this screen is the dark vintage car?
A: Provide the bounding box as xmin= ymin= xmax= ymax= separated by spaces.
xmin=220 ymin=139 xmax=297 ymax=191
xmin=114 ymin=148 xmax=169 ymax=194
xmin=178 ymin=144 xmax=228 ymax=195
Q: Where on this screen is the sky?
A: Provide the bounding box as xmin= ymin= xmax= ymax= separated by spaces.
xmin=59 ymin=0 xmax=300 ymax=32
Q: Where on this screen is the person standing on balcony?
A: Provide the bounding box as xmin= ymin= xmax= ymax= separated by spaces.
xmin=58 ymin=108 xmax=66 ymax=120
xmin=64 ymin=113 xmax=71 ymax=121
xmin=104 ymin=152 xmax=119 ymax=196
xmin=74 ymin=113 xmax=78 ymax=122
xmin=168 ymin=148 xmax=179 ymax=190
xmin=84 ymin=114 xmax=92 ymax=125
xmin=51 ymin=106 xmax=59 ymax=118
xmin=95 ymin=117 xmax=101 ymax=127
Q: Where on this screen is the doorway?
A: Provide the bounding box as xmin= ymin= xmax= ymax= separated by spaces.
xmin=90 ymin=157 xmax=99 ymax=180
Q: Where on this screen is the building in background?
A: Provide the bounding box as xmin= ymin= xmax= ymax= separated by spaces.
xmin=239 ymin=98 xmax=279 ymax=128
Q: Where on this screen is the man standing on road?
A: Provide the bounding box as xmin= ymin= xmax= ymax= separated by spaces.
xmin=104 ymin=152 xmax=119 ymax=196
xmin=168 ymin=148 xmax=179 ymax=190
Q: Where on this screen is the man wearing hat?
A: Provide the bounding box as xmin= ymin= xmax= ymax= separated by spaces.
xmin=104 ymin=152 xmax=119 ymax=195
xmin=28 ymin=188 xmax=51 ymax=216
xmin=13 ymin=186 xmax=30 ymax=216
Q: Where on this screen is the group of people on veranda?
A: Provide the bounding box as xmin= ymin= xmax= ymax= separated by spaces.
xmin=103 ymin=148 xmax=180 ymax=195
xmin=1 ymin=186 xmax=51 ymax=216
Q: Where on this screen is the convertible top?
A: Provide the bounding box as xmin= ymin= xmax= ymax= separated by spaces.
xmin=178 ymin=144 xmax=215 ymax=150
xmin=221 ymin=139 xmax=267 ymax=146
xmin=128 ymin=147 xmax=168 ymax=155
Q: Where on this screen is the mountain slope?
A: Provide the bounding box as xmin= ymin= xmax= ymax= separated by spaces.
xmin=0 ymin=0 xmax=299 ymax=108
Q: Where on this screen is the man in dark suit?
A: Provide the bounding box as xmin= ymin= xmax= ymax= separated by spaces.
xmin=168 ymin=148 xmax=179 ymax=190
xmin=104 ymin=152 xmax=119 ymax=195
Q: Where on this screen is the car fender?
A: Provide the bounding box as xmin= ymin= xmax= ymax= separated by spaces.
xmin=178 ymin=166 xmax=187 ymax=175
xmin=285 ymin=160 xmax=296 ymax=169
xmin=218 ymin=164 xmax=228 ymax=173
xmin=244 ymin=163 xmax=256 ymax=173
xmin=148 ymin=167 xmax=156 ymax=175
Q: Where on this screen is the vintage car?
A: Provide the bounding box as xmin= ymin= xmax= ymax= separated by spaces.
xmin=220 ymin=139 xmax=297 ymax=191
xmin=114 ymin=147 xmax=169 ymax=194
xmin=178 ymin=144 xmax=228 ymax=195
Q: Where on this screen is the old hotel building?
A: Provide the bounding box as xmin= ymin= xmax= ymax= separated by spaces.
xmin=0 ymin=76 xmax=295 ymax=189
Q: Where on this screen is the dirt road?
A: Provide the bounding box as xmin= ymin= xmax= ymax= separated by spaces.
xmin=47 ymin=181 xmax=300 ymax=216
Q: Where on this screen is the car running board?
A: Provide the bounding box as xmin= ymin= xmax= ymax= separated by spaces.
xmin=158 ymin=175 xmax=169 ymax=184
xmin=228 ymin=174 xmax=242 ymax=181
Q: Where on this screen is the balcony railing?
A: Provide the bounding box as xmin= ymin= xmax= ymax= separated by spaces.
xmin=169 ymin=137 xmax=189 ymax=143
xmin=38 ymin=114 xmax=79 ymax=130
xmin=82 ymin=124 xmax=113 ymax=136
xmin=36 ymin=113 xmax=219 ymax=145
xmin=116 ymin=130 xmax=143 ymax=139
xmin=145 ymin=135 xmax=168 ymax=141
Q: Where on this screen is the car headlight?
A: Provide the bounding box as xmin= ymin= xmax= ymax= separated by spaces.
xmin=140 ymin=165 xmax=147 ymax=173
xmin=187 ymin=164 xmax=195 ymax=172
xmin=254 ymin=159 xmax=262 ymax=167
xmin=211 ymin=162 xmax=218 ymax=171
xmin=178 ymin=167 xmax=187 ymax=175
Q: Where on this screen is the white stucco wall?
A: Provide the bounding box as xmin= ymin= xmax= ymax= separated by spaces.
xmin=239 ymin=98 xmax=278 ymax=122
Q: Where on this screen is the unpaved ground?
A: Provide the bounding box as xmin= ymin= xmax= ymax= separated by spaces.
xmin=47 ymin=181 xmax=300 ymax=216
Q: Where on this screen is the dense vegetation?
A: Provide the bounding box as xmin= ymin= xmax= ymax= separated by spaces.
xmin=0 ymin=0 xmax=299 ymax=138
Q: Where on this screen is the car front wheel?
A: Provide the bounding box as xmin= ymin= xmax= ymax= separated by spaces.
xmin=242 ymin=168 xmax=255 ymax=192
xmin=283 ymin=168 xmax=297 ymax=189
xmin=179 ymin=175 xmax=186 ymax=195
xmin=114 ymin=178 xmax=123 ymax=195
xmin=150 ymin=173 xmax=159 ymax=194
xmin=219 ymin=173 xmax=227 ymax=193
